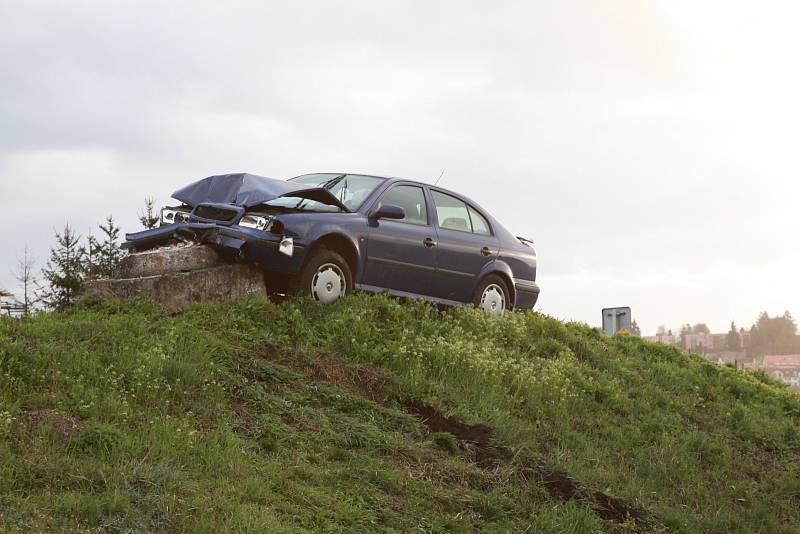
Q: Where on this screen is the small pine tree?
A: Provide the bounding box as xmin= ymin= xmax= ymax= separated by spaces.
xmin=38 ymin=224 xmax=86 ymax=311
xmin=87 ymin=216 xmax=125 ymax=279
xmin=139 ymin=197 xmax=159 ymax=229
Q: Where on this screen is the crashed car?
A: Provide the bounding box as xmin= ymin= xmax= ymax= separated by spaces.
xmin=124 ymin=172 xmax=540 ymax=315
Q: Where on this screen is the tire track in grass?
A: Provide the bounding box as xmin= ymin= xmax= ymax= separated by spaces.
xmin=260 ymin=345 xmax=651 ymax=529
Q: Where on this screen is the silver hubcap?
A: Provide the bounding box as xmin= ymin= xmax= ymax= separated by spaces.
xmin=311 ymin=263 xmax=346 ymax=304
xmin=480 ymin=284 xmax=506 ymax=316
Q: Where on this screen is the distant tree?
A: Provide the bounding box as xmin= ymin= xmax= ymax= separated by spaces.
xmin=37 ymin=224 xmax=86 ymax=311
xmin=726 ymin=321 xmax=741 ymax=351
xmin=139 ymin=197 xmax=159 ymax=229
xmin=12 ymin=245 xmax=36 ymax=315
xmin=87 ymin=216 xmax=125 ymax=279
xmin=748 ymin=311 xmax=799 ymax=356
xmin=692 ymin=323 xmax=711 ymax=335
xmin=631 ymin=320 xmax=641 ymax=336
xmin=657 ymin=325 xmax=666 ymax=335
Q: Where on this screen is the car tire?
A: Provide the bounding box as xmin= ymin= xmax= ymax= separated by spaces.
xmin=472 ymin=274 xmax=511 ymax=316
xmin=290 ymin=247 xmax=353 ymax=304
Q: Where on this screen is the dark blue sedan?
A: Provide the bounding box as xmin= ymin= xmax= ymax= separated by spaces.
xmin=124 ymin=172 xmax=539 ymax=315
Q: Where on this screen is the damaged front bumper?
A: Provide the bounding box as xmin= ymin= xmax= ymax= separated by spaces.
xmin=123 ymin=223 xmax=307 ymax=273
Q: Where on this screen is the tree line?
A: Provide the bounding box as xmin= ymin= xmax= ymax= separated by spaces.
xmin=666 ymin=314 xmax=800 ymax=357
xmin=747 ymin=311 xmax=799 ymax=356
xmin=2 ymin=199 xmax=160 ymax=315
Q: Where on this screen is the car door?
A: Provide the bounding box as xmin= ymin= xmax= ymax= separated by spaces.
xmin=429 ymin=189 xmax=499 ymax=302
xmin=361 ymin=184 xmax=438 ymax=295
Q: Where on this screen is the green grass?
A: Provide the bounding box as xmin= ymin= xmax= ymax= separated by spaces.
xmin=0 ymin=294 xmax=798 ymax=532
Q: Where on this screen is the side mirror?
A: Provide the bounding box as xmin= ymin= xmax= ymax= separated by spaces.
xmin=370 ymin=204 xmax=405 ymax=220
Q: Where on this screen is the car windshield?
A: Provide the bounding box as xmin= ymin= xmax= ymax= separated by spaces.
xmin=272 ymin=173 xmax=385 ymax=212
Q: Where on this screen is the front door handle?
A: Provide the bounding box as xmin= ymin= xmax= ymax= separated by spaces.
xmin=423 ymin=237 xmax=437 ymax=248
xmin=480 ymin=246 xmax=492 ymax=256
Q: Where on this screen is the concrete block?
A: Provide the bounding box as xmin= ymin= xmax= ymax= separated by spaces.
xmin=116 ymin=244 xmax=220 ymax=278
xmin=84 ymin=263 xmax=267 ymax=312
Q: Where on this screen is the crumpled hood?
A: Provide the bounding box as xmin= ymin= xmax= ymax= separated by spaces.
xmin=172 ymin=173 xmax=349 ymax=211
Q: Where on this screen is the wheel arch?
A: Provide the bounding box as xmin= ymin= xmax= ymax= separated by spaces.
xmin=308 ymin=232 xmax=360 ymax=280
xmin=475 ymin=261 xmax=516 ymax=308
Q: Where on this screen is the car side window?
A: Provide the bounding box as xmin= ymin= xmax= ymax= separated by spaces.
xmin=376 ymin=185 xmax=428 ymax=225
xmin=431 ymin=191 xmax=472 ymax=232
xmin=468 ymin=206 xmax=491 ymax=235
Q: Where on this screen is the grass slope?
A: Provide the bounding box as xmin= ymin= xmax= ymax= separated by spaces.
xmin=0 ymin=294 xmax=799 ymax=533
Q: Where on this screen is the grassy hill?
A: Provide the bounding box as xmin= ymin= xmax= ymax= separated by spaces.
xmin=0 ymin=294 xmax=798 ymax=533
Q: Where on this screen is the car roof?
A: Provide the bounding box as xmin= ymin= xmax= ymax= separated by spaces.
xmin=293 ymin=171 xmax=399 ymax=181
xmin=293 ymin=172 xmax=468 ymax=198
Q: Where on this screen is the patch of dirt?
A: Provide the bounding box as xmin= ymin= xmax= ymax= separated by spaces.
xmin=401 ymin=400 xmax=492 ymax=446
xmin=19 ymin=409 xmax=80 ymax=438
xmin=262 ymin=345 xmax=393 ymax=404
xmin=303 ymin=353 xmax=393 ymax=403
xmin=256 ymin=345 xmax=649 ymax=528
xmin=537 ymin=466 xmax=580 ymax=500
xmin=518 ymin=460 xmax=645 ymax=525
xmin=590 ymin=489 xmax=644 ymax=523
xmin=400 ymin=400 xmax=511 ymax=467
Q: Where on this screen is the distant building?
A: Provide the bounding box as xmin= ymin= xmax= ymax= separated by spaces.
xmin=739 ymin=329 xmax=751 ymax=348
xmin=644 ymin=333 xmax=677 ymax=345
xmin=680 ymin=332 xmax=751 ymax=353
xmin=760 ymin=355 xmax=800 ymax=388
xmin=645 ymin=328 xmax=762 ymax=371
xmin=646 ymin=329 xmax=750 ymax=355
xmin=646 ymin=327 xmax=799 ymax=389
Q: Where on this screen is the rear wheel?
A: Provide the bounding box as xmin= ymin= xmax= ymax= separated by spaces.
xmin=472 ymin=274 xmax=511 ymax=316
xmin=291 ymin=247 xmax=353 ymax=304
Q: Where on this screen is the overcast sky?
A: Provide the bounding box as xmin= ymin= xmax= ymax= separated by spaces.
xmin=1 ymin=0 xmax=798 ymax=334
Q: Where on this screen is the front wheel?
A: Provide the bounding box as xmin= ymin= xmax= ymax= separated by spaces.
xmin=472 ymin=275 xmax=511 ymax=316
xmin=290 ymin=248 xmax=353 ymax=304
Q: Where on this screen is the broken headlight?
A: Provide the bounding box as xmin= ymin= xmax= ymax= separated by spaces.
xmin=238 ymin=214 xmax=272 ymax=231
xmin=160 ymin=207 xmax=191 ymax=225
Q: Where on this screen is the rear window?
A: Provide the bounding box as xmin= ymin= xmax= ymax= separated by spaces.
xmin=432 ymin=191 xmax=470 ymax=231
xmin=468 ymin=206 xmax=491 ymax=235
xmin=431 ymin=191 xmax=492 ymax=235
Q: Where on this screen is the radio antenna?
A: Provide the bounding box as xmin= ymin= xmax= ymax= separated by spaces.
xmin=434 ymin=169 xmax=445 ymax=186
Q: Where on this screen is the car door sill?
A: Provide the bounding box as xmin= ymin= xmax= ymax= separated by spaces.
xmin=355 ymin=284 xmax=465 ymax=307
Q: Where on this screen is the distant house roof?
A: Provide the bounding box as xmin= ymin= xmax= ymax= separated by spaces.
xmin=762 ymin=355 xmax=800 ymax=368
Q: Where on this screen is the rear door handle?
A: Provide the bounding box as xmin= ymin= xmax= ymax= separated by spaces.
xmin=424 ymin=238 xmax=437 ymax=248
xmin=480 ymin=246 xmax=492 ymax=256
